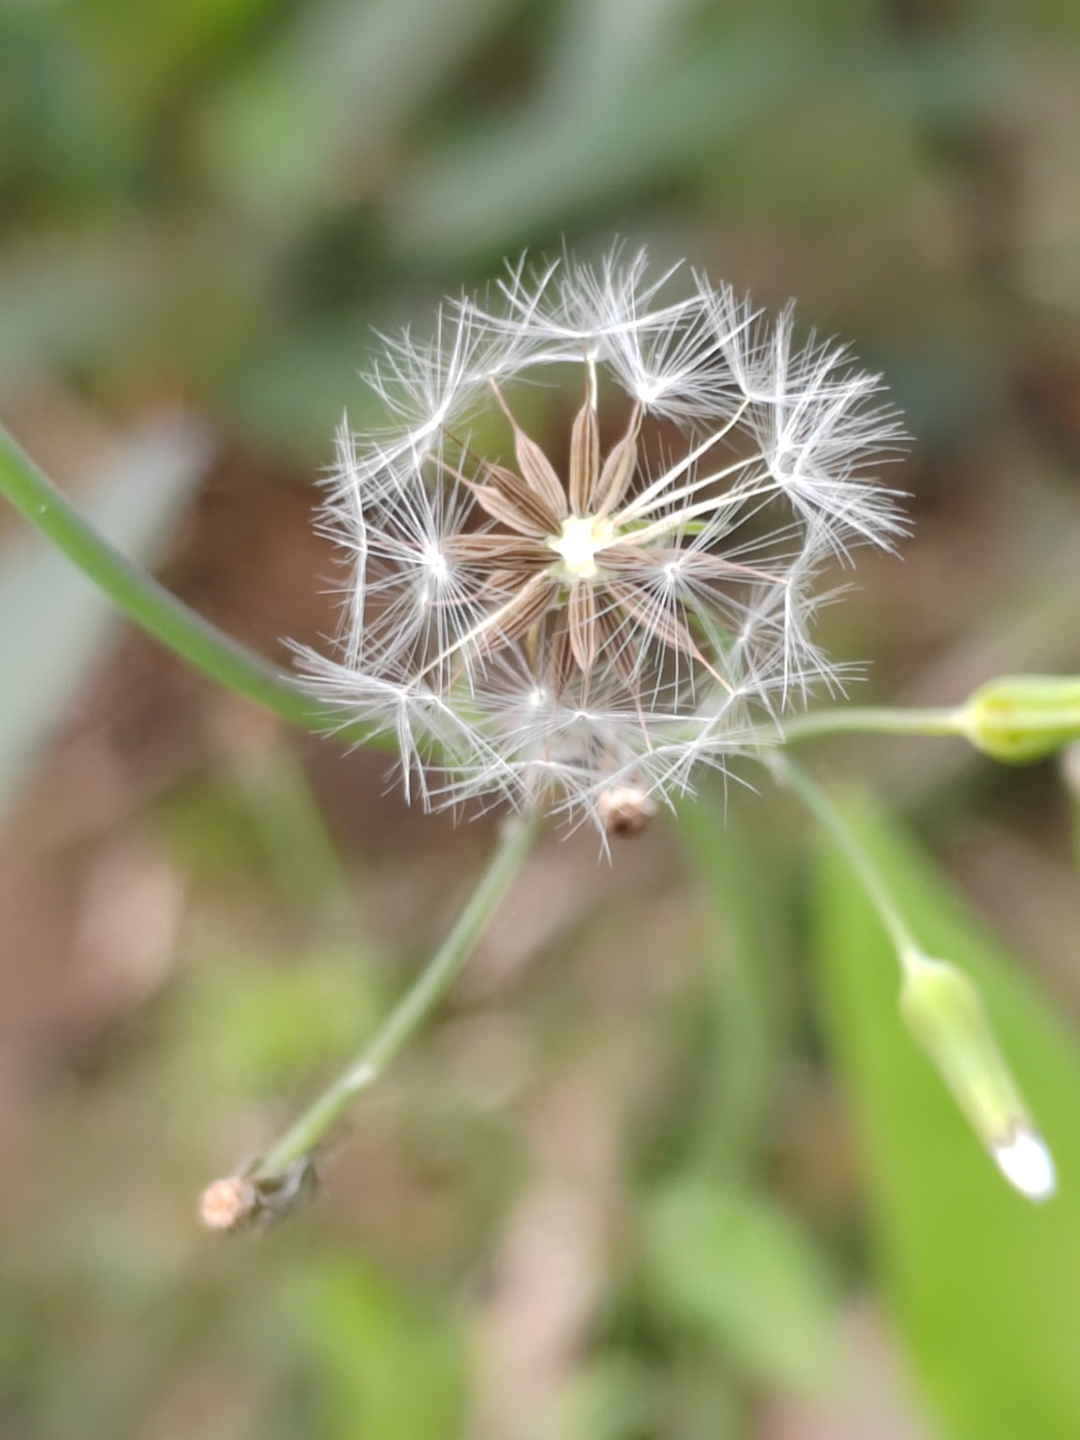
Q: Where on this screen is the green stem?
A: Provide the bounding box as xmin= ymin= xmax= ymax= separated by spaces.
xmin=766 ymin=705 xmax=964 ymax=745
xmin=771 ymin=753 xmax=918 ymax=962
xmin=0 ymin=421 xmax=363 ymax=738
xmin=250 ymin=810 xmax=542 ymax=1180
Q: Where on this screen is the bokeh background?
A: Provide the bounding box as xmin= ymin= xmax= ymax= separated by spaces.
xmin=3 ymin=1 xmax=1080 ymax=1436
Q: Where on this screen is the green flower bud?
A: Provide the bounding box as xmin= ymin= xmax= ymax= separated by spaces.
xmin=899 ymin=949 xmax=1055 ymax=1201
xmin=960 ymin=675 xmax=1080 ymax=764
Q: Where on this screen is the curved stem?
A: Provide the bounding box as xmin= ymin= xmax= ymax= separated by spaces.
xmin=250 ymin=809 xmax=542 ymax=1181
xmin=768 ymin=705 xmax=964 ymax=745
xmin=770 ymin=753 xmax=918 ymax=961
xmin=0 ymin=421 xmax=369 ymax=740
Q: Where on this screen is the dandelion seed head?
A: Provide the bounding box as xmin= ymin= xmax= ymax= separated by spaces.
xmin=298 ymin=246 xmax=907 ymax=835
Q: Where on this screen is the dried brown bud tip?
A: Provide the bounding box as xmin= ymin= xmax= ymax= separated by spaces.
xmin=597 ymin=784 xmax=657 ymax=838
xmin=199 ymin=1176 xmax=259 ymax=1233
xmin=199 ymin=1158 xmax=319 ymax=1234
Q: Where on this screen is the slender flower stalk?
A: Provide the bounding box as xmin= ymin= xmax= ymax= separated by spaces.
xmin=754 ymin=676 xmax=1080 ymax=757
xmin=768 ymin=704 xmax=964 ymax=744
xmin=775 ymin=753 xmax=1055 ymax=1202
xmin=200 ymin=810 xmax=540 ymax=1230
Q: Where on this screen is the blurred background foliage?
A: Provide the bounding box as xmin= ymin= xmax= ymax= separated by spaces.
xmin=2 ymin=0 xmax=1080 ymax=1436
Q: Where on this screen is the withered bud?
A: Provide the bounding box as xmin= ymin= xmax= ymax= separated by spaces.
xmin=199 ymin=1176 xmax=259 ymax=1233
xmin=199 ymin=1157 xmax=318 ymax=1235
xmin=597 ymin=784 xmax=657 ymax=838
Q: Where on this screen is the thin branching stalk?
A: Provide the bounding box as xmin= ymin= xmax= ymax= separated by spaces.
xmin=770 ymin=753 xmax=918 ymax=958
xmin=770 ymin=705 xmax=964 ymax=744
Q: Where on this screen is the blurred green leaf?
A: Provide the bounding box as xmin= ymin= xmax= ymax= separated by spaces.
xmin=388 ymin=37 xmax=801 ymax=261
xmin=290 ymin=1254 xmax=463 ymax=1440
xmin=674 ymin=794 xmax=785 ymax=1181
xmin=542 ymin=0 xmax=707 ymax=102
xmin=80 ymin=0 xmax=277 ymax=119
xmin=0 ymin=237 xmax=153 ymax=388
xmin=178 ymin=948 xmax=382 ymax=1099
xmin=816 ymin=795 xmax=1080 ymax=1439
xmin=644 ymin=1178 xmax=841 ymax=1397
xmin=0 ymin=414 xmax=213 ymax=816
xmin=201 ymin=0 xmax=515 ymax=227
xmin=226 ymin=320 xmax=371 ymax=456
xmin=560 ymin=1353 xmax=661 ymax=1440
xmin=154 ymin=774 xmax=267 ymax=882
xmin=225 ymin=731 xmax=357 ymax=924
xmin=0 ymin=18 xmax=134 ymax=203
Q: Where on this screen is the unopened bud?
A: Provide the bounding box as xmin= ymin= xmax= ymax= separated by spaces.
xmin=597 ymin=784 xmax=657 ymax=838
xmin=899 ymin=949 xmax=1055 ymax=1202
xmin=960 ymin=675 xmax=1080 ymax=764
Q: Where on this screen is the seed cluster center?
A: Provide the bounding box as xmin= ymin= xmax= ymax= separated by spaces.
xmin=549 ymin=513 xmax=615 ymax=581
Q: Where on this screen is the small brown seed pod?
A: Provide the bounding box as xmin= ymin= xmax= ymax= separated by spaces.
xmin=596 ymin=783 xmax=657 ymax=838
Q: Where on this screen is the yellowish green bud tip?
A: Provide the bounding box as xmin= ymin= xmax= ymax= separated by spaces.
xmin=960 ymin=675 xmax=1080 ymax=765
xmin=899 ymin=949 xmax=1056 ymax=1202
